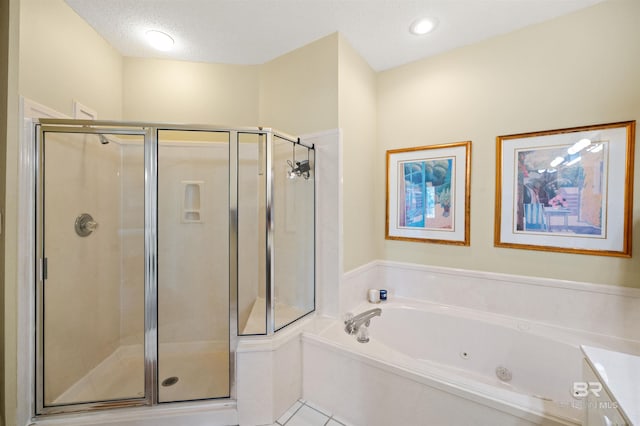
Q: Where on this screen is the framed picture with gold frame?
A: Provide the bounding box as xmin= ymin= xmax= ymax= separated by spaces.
xmin=386 ymin=141 xmax=471 ymax=245
xmin=495 ymin=121 xmax=635 ymax=256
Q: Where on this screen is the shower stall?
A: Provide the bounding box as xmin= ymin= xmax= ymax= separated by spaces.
xmin=33 ymin=120 xmax=315 ymax=415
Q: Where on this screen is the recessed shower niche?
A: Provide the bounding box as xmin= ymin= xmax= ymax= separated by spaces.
xmin=181 ymin=181 xmax=204 ymax=223
xmin=33 ymin=120 xmax=315 ymax=415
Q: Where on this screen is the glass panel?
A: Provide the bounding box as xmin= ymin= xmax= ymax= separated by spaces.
xmin=237 ymin=133 xmax=267 ymax=335
xmin=42 ymin=131 xmax=145 ymax=406
xmin=273 ymin=138 xmax=315 ymax=331
xmin=157 ymin=130 xmax=230 ymax=402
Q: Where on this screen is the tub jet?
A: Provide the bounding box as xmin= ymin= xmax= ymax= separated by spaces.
xmin=495 ymin=366 xmax=512 ymax=382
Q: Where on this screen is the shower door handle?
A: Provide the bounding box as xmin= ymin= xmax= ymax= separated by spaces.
xmin=39 ymin=257 xmax=48 ymax=281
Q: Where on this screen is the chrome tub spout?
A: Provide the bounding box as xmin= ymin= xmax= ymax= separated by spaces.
xmin=344 ymin=308 xmax=382 ymax=336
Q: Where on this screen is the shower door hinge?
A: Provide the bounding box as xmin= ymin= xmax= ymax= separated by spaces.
xmin=39 ymin=257 xmax=48 ymax=281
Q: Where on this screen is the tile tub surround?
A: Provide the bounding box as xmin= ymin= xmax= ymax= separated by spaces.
xmin=303 ymin=129 xmax=343 ymax=319
xmin=303 ymin=339 xmax=575 ymax=426
xmin=237 ymin=316 xmax=316 ymax=426
xmin=341 ymin=261 xmax=640 ymax=342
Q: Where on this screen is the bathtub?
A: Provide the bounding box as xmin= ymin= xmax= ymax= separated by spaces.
xmin=302 ymin=298 xmax=640 ymax=426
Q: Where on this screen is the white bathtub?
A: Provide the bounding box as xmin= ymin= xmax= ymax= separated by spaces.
xmin=302 ymin=298 xmax=640 ymax=426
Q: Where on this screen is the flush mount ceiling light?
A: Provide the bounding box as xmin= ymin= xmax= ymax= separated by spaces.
xmin=146 ymin=30 xmax=175 ymax=51
xmin=409 ymin=17 xmax=438 ymax=36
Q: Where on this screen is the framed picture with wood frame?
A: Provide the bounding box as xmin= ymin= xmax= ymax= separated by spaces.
xmin=495 ymin=121 xmax=635 ymax=256
xmin=386 ymin=141 xmax=471 ymax=245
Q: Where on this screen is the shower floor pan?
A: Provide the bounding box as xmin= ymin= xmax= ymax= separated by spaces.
xmin=53 ymin=341 xmax=229 ymax=405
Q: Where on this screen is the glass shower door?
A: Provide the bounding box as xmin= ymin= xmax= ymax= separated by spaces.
xmin=237 ymin=132 xmax=267 ymax=335
xmin=157 ymin=130 xmax=230 ymax=402
xmin=272 ymin=137 xmax=315 ymax=331
xmin=37 ymin=129 xmax=146 ymax=411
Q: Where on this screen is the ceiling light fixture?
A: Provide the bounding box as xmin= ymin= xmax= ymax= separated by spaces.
xmin=146 ymin=30 xmax=174 ymax=51
xmin=409 ymin=18 xmax=438 ymax=36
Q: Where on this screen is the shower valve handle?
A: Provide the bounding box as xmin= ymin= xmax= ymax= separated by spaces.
xmin=75 ymin=213 xmax=99 ymax=237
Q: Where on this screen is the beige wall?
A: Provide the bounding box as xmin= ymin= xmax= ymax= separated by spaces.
xmin=123 ymin=58 xmax=260 ymax=125
xmin=19 ymin=0 xmax=122 ymax=118
xmin=124 ymin=34 xmax=339 ymax=134
xmin=259 ymin=34 xmax=339 ymax=135
xmin=338 ymin=35 xmax=378 ymax=272
xmin=377 ymin=0 xmax=640 ymax=287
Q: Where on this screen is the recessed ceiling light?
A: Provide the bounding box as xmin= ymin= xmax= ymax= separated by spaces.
xmin=146 ymin=30 xmax=175 ymax=51
xmin=409 ymin=18 xmax=438 ymax=36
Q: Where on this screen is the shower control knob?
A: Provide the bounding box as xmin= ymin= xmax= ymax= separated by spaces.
xmin=75 ymin=213 xmax=98 ymax=237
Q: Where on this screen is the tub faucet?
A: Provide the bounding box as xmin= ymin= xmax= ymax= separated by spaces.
xmin=344 ymin=308 xmax=382 ymax=342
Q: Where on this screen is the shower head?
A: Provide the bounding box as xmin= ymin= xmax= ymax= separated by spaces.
xmin=99 ymin=135 xmax=110 ymax=145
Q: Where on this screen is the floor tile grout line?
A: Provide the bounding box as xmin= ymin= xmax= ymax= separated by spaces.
xmin=326 ymin=414 xmax=345 ymax=426
xmin=281 ymin=401 xmax=304 ymax=425
xmin=302 ymin=401 xmax=334 ymax=422
xmin=281 ymin=399 xmax=345 ymax=426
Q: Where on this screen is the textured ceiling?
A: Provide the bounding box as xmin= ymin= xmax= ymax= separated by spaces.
xmin=65 ymin=0 xmax=604 ymax=71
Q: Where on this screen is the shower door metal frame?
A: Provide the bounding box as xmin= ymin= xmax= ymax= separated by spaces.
xmin=33 ymin=119 xmax=247 ymax=416
xmin=35 ymin=123 xmax=152 ymax=414
xmin=265 ymin=131 xmax=275 ymax=335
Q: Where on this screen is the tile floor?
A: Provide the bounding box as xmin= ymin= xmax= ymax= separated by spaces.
xmin=268 ymin=399 xmax=346 ymax=426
